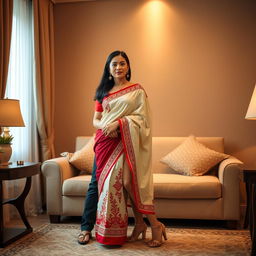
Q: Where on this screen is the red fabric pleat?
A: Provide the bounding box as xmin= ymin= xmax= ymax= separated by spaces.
xmin=94 ymin=129 xmax=121 ymax=181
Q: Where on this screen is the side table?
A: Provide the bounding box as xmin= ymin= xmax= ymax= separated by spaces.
xmin=0 ymin=162 xmax=40 ymax=247
xmin=243 ymin=169 xmax=256 ymax=256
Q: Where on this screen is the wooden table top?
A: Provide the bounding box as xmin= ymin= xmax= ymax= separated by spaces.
xmin=0 ymin=162 xmax=40 ymax=180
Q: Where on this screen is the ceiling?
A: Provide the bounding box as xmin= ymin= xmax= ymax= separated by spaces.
xmin=52 ymin=0 xmax=96 ymax=4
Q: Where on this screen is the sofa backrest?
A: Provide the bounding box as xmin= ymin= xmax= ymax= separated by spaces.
xmin=76 ymin=136 xmax=225 ymax=174
xmin=76 ymin=136 xmax=91 ymax=151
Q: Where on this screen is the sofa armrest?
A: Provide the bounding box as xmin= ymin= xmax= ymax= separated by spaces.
xmin=41 ymin=157 xmax=78 ymax=215
xmin=218 ymin=156 xmax=243 ymax=220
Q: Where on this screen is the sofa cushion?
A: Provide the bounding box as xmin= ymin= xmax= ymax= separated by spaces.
xmin=160 ymin=135 xmax=229 ymax=176
xmin=63 ymin=175 xmax=92 ymax=196
xmin=75 ymin=136 xmax=226 ymax=175
xmin=152 ymin=137 xmax=225 ymax=174
xmin=153 ymin=173 xmax=221 ymax=199
xmin=63 ymin=173 xmax=221 ymax=200
xmin=68 ymin=136 xmax=95 ymax=174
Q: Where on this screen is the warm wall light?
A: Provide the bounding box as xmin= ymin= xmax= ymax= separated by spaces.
xmin=144 ymin=0 xmax=166 ymax=45
xmin=245 ymin=85 xmax=256 ymax=120
xmin=0 ymin=99 xmax=25 ymax=165
xmin=137 ymin=0 xmax=173 ymax=60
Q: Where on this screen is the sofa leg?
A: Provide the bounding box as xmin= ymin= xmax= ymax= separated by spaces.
xmin=226 ymin=220 xmax=239 ymax=229
xmin=49 ymin=215 xmax=61 ymax=223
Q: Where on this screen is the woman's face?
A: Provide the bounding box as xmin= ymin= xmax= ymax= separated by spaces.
xmin=109 ymin=55 xmax=129 ymax=80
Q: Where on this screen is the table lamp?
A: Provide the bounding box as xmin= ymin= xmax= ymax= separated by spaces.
xmin=0 ymin=99 xmax=25 ymax=166
xmin=245 ymin=85 xmax=256 ymax=120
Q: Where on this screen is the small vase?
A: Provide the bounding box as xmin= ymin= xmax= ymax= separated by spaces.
xmin=0 ymin=144 xmax=12 ymax=166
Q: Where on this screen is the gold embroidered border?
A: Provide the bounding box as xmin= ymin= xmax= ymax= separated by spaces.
xmin=102 ymin=84 xmax=143 ymax=110
xmin=95 ymin=224 xmax=128 ymax=237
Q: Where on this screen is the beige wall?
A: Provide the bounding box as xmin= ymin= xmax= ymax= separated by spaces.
xmin=54 ymin=0 xmax=256 ymax=168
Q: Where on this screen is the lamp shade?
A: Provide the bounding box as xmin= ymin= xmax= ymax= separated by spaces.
xmin=0 ymin=99 xmax=25 ymax=127
xmin=245 ymin=85 xmax=256 ymax=120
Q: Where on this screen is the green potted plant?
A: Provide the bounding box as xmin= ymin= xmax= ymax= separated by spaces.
xmin=0 ymin=135 xmax=14 ymax=165
xmin=0 ymin=135 xmax=14 ymax=144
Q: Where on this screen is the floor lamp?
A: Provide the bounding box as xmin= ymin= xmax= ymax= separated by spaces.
xmin=0 ymin=99 xmax=25 ymax=166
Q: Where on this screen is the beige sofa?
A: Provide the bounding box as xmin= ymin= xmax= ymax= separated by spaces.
xmin=41 ymin=136 xmax=243 ymax=226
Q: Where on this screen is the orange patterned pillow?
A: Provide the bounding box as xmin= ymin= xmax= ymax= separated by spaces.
xmin=61 ymin=136 xmax=95 ymax=174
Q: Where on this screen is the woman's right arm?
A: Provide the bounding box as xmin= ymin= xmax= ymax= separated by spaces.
xmin=93 ymin=111 xmax=102 ymax=129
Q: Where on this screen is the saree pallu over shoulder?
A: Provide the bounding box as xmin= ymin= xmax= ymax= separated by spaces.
xmin=102 ymin=83 xmax=144 ymax=111
xmin=103 ymin=83 xmax=154 ymax=214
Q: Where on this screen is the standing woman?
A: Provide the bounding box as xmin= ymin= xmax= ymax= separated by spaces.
xmin=93 ymin=50 xmax=167 ymax=247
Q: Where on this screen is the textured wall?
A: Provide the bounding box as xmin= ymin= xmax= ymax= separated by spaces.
xmin=54 ymin=0 xmax=256 ymax=169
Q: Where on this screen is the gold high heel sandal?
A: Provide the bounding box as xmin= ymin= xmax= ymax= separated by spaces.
xmin=128 ymin=222 xmax=147 ymax=242
xmin=147 ymin=223 xmax=167 ymax=247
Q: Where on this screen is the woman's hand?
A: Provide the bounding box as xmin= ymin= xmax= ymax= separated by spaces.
xmin=102 ymin=121 xmax=119 ymax=137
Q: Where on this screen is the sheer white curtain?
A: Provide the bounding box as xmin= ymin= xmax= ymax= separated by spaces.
xmin=4 ymin=0 xmax=42 ymax=220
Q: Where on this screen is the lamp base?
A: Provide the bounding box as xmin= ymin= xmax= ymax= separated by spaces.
xmin=0 ymin=144 xmax=12 ymax=166
xmin=3 ymin=127 xmax=10 ymax=137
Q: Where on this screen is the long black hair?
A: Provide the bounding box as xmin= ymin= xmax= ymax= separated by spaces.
xmin=94 ymin=50 xmax=131 ymax=103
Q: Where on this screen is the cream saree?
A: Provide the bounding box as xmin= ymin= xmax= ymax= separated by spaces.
xmin=94 ymin=83 xmax=154 ymax=245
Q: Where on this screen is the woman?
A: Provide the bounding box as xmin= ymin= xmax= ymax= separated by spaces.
xmin=85 ymin=50 xmax=166 ymax=247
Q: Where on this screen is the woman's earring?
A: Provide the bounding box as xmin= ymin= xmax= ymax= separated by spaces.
xmin=126 ymin=73 xmax=129 ymax=79
xmin=109 ymin=75 xmax=112 ymax=80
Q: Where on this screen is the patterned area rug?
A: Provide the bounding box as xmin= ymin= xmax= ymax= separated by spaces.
xmin=0 ymin=224 xmax=251 ymax=256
